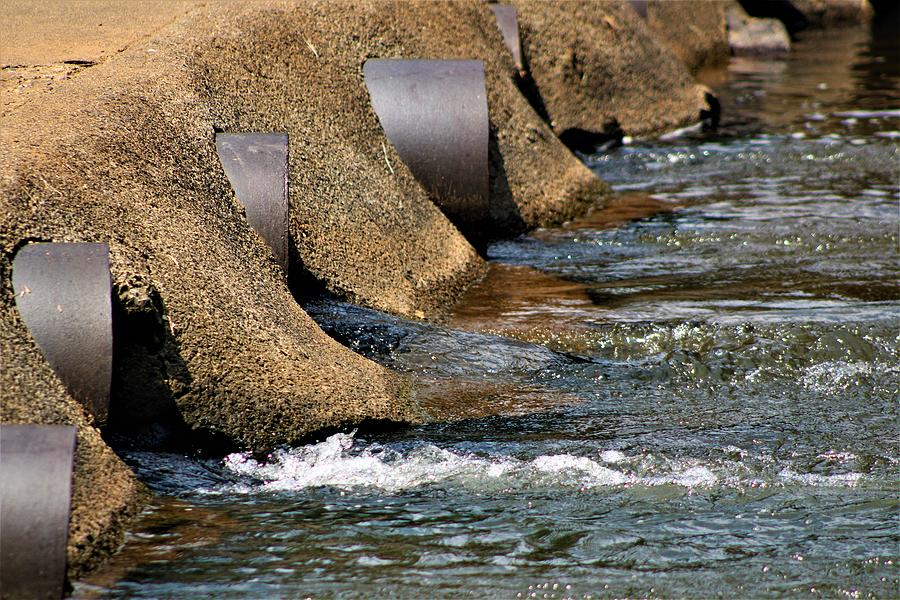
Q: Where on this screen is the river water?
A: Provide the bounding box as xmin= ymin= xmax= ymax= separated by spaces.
xmin=77 ymin=26 xmax=898 ymax=599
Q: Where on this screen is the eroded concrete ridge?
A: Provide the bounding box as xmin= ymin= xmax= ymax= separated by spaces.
xmin=187 ymin=1 xmax=604 ymax=273
xmin=0 ymin=0 xmax=790 ymax=587
xmin=639 ymin=1 xmax=730 ymax=74
xmin=513 ymin=0 xmax=717 ymax=138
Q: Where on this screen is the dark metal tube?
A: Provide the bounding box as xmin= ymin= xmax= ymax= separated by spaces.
xmin=0 ymin=424 xmax=77 ymax=600
xmin=215 ymin=133 xmax=290 ymax=274
xmin=364 ymin=59 xmax=490 ymax=231
xmin=12 ymin=243 xmax=112 ymax=425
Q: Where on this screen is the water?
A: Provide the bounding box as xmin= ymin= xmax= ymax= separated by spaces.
xmin=77 ymin=28 xmax=899 ymax=599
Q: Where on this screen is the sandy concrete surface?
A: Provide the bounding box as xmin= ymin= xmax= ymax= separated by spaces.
xmin=642 ymin=0 xmax=730 ymax=73
xmin=1 ymin=1 xmax=198 ymax=64
xmin=1 ymin=1 xmax=200 ymax=115
xmin=513 ymin=0 xmax=718 ymax=138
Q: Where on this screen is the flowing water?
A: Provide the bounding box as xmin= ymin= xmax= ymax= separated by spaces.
xmin=77 ymin=27 xmax=899 ymax=599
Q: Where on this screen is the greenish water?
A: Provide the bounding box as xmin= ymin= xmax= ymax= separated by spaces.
xmin=77 ymin=27 xmax=898 ymax=599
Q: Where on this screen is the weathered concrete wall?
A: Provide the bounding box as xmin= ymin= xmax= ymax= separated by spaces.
xmin=641 ymin=1 xmax=730 ymax=74
xmin=512 ymin=0 xmax=718 ymax=139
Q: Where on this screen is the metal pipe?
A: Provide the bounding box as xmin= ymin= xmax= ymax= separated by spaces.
xmin=12 ymin=243 xmax=112 ymax=425
xmin=364 ymin=59 xmax=490 ymax=232
xmin=0 ymin=424 xmax=77 ymax=600
xmin=215 ymin=133 xmax=290 ymax=274
xmin=489 ymin=4 xmax=524 ymax=72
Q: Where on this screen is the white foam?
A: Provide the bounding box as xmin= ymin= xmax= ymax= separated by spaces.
xmin=531 ymin=454 xmax=628 ymax=487
xmin=647 ymin=465 xmax=719 ymax=488
xmin=658 ymin=121 xmax=704 ymax=141
xmin=599 ymin=450 xmax=627 ymax=464
xmin=218 ymin=433 xmax=867 ymax=495
xmin=832 ymin=109 xmax=900 ymax=119
xmin=800 ymin=360 xmax=898 ymax=393
xmin=778 ymin=468 xmax=862 ymax=487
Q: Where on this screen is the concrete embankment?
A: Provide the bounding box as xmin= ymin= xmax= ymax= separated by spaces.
xmin=185 ymin=0 xmax=605 ymax=307
xmin=513 ymin=0 xmax=720 ymax=142
xmin=639 ymin=1 xmax=730 ymax=74
xmin=5 ymin=0 xmax=856 ymax=587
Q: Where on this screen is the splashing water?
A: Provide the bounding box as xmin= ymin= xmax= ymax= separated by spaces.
xmin=218 ymin=431 xmax=873 ymax=496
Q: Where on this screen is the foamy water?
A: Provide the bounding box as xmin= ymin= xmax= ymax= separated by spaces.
xmin=218 ymin=432 xmax=871 ymax=495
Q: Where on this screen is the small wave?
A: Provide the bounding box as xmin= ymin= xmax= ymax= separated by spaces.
xmin=777 ymin=468 xmax=862 ymax=487
xmin=496 ymin=321 xmax=899 ymax=390
xmin=832 ymin=109 xmax=900 ymax=119
xmin=800 ymin=360 xmax=900 ymax=394
xmin=218 ymin=433 xmax=867 ymax=495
